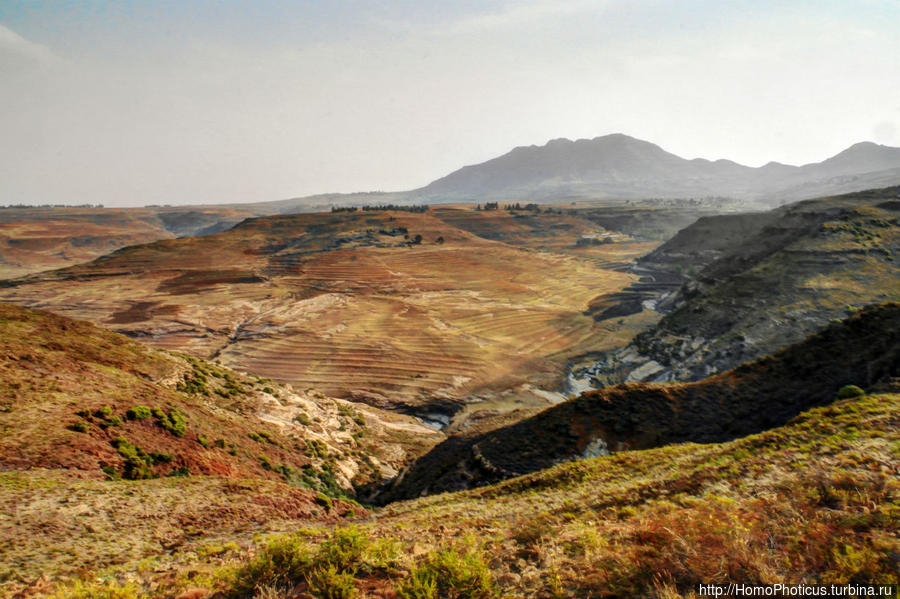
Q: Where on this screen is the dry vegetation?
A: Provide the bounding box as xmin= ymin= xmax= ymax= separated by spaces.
xmin=33 ymin=390 xmax=900 ymax=598
xmin=0 ymin=303 xmax=443 ymax=595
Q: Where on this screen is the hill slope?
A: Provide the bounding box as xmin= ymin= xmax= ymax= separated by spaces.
xmin=0 ymin=303 xmax=439 ymax=491
xmin=577 ymin=186 xmax=900 ymax=387
xmin=382 ymin=302 xmax=900 ymax=500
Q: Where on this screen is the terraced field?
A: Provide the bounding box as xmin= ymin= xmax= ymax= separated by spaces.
xmin=0 ymin=209 xmax=638 ymax=417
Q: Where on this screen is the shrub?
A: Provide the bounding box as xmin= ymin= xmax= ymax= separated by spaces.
xmin=306 ymin=563 xmax=357 ymax=599
xmin=294 ymin=412 xmax=312 ymax=426
xmin=837 ymin=385 xmax=865 ymax=399
xmin=126 ymin=405 xmax=152 ymax=420
xmin=229 ymin=534 xmax=312 ymax=596
xmin=49 ymin=580 xmax=145 ymax=598
xmin=149 ymin=451 xmax=173 ymax=464
xmin=68 ymin=421 xmax=89 ymax=433
xmin=166 ymin=466 xmax=190 ymax=477
xmin=94 ymin=405 xmax=113 ymax=419
xmin=316 ymin=526 xmax=367 ymax=572
xmin=397 ymin=546 xmax=497 ymax=599
xmin=176 ymin=369 xmax=208 ymax=395
xmin=315 ymin=493 xmax=333 ymax=511
xmin=152 ymin=407 xmax=187 ymax=437
xmin=111 ymin=437 xmax=154 ymax=480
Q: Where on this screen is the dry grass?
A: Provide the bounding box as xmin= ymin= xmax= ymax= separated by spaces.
xmin=37 ymin=391 xmax=898 ymax=598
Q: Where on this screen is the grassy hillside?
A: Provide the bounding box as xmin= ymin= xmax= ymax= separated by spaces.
xmin=383 ymin=303 xmax=900 ymax=500
xmin=0 ymin=303 xmax=445 ymax=591
xmin=40 ymin=390 xmax=900 ymax=597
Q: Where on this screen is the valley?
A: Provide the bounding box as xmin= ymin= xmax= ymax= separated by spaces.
xmin=1 ymin=150 xmax=899 ymax=599
xmin=0 ymin=206 xmax=676 ymax=429
xmin=2 ymin=302 xmax=897 ymax=597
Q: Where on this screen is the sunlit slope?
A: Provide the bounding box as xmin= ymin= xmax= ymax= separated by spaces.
xmin=0 ymin=210 xmax=634 ymax=412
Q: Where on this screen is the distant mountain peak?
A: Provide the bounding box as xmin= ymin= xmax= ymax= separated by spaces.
xmin=412 ymin=134 xmax=900 ymax=205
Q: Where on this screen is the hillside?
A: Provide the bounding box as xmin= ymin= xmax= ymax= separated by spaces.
xmin=0 ymin=209 xmax=646 ymax=426
xmin=411 ymin=134 xmax=900 ymax=205
xmin=0 ymin=301 xmax=442 ymax=510
xmin=576 ymin=186 xmax=900 ymax=387
xmin=382 ymin=303 xmax=900 ymax=500
xmin=35 ymin=389 xmax=900 ymax=597
xmin=0 ymin=205 xmax=267 ymax=279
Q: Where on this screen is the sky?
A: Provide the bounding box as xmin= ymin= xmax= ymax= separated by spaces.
xmin=1 ymin=1 xmax=899 ymax=207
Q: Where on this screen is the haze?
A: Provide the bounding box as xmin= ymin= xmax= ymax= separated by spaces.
xmin=2 ymin=1 xmax=899 ymax=207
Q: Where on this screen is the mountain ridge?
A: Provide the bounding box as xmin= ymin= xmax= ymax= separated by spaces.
xmin=407 ymin=134 xmax=900 ymax=206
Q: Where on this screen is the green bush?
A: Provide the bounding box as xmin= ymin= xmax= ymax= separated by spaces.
xmin=315 ymin=493 xmax=333 ymax=511
xmin=316 ymin=526 xmax=367 ymax=572
xmin=148 ymin=451 xmax=173 ymax=464
xmin=49 ymin=580 xmax=145 ymax=598
xmin=68 ymin=421 xmax=89 ymax=433
xmin=111 ymin=437 xmax=153 ymax=480
xmin=306 ymin=563 xmax=358 ymax=599
xmin=166 ymin=466 xmax=190 ymax=477
xmin=397 ymin=546 xmax=498 ymax=599
xmin=837 ymin=385 xmax=865 ymax=399
xmin=152 ymin=407 xmax=187 ymax=437
xmin=229 ymin=534 xmax=313 ymax=596
xmin=94 ymin=405 xmax=113 ymax=419
xmin=126 ymin=405 xmax=152 ymax=420
xmin=100 ymin=465 xmax=120 ymax=480
xmin=225 ymin=527 xmax=374 ymax=598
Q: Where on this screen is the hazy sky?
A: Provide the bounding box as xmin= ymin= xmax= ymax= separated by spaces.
xmin=2 ymin=1 xmax=899 ymax=207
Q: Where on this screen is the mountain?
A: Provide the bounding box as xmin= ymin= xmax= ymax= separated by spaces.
xmin=381 ymin=302 xmax=900 ymax=500
xmin=408 ymin=134 xmax=900 ymax=205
